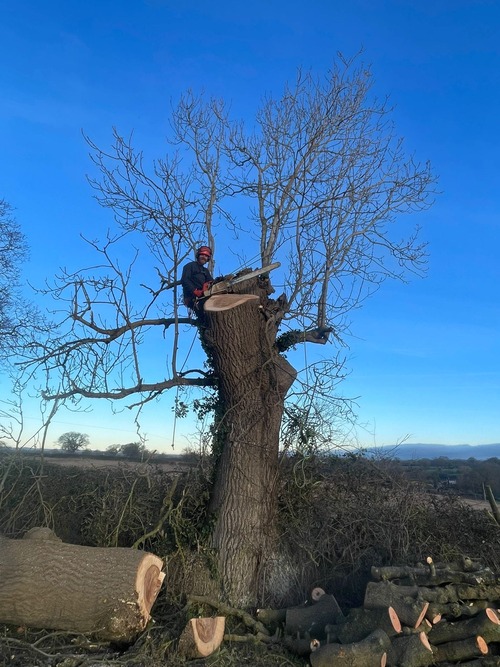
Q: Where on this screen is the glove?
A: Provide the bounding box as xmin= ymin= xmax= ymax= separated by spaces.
xmin=193 ymin=288 xmax=203 ymax=298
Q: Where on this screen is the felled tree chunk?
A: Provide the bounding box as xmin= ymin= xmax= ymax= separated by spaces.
xmin=285 ymin=593 xmax=343 ymax=639
xmin=336 ymin=607 xmax=401 ymax=644
xmin=432 ymin=635 xmax=488 ymax=663
xmin=177 ymin=617 xmax=225 ymax=658
xmin=0 ymin=532 xmax=165 ymax=642
xmin=310 ymin=628 xmax=390 ymax=667
xmin=429 ymin=608 xmax=500 ymax=645
xmin=364 ymin=581 xmax=429 ymax=628
xmin=387 ymin=632 xmax=434 ymax=667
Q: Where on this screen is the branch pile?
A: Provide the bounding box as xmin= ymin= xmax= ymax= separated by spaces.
xmin=256 ymin=557 xmax=500 ymax=666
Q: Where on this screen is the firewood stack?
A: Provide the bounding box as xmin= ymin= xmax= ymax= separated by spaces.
xmin=257 ymin=557 xmax=500 ymax=666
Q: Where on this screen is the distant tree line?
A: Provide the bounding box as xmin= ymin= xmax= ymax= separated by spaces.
xmin=400 ymin=456 xmax=500 ymax=499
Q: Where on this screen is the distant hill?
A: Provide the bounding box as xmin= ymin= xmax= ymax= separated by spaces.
xmin=366 ymin=443 xmax=500 ymax=461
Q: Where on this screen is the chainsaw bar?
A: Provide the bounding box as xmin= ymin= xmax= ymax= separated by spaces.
xmin=206 ymin=262 xmax=280 ymax=296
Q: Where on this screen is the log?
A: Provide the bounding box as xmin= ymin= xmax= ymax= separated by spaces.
xmin=0 ymin=532 xmax=165 ymax=642
xmin=285 ymin=593 xmax=343 ymax=639
xmin=428 ymin=608 xmax=500 ymax=645
xmin=204 ymin=294 xmax=259 ymax=311
xmin=336 ymin=607 xmax=401 ymax=644
xmin=426 ymin=600 xmax=494 ymax=620
xmin=177 ymin=616 xmax=225 ymax=658
xmin=364 ymin=582 xmax=429 ymax=628
xmin=387 ymin=632 xmax=434 ymax=667
xmin=432 ymin=635 xmax=489 ymax=663
xmin=370 ymin=563 xmax=496 ymax=586
xmin=366 ymin=580 xmax=500 ymax=605
xmin=310 ymin=628 xmax=390 ymax=667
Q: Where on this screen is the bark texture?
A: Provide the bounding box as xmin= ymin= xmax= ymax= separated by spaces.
xmin=202 ymin=277 xmax=296 ymax=605
xmin=0 ymin=532 xmax=164 ymax=641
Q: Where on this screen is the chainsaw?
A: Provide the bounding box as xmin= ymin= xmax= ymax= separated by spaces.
xmin=201 ymin=262 xmax=280 ymax=297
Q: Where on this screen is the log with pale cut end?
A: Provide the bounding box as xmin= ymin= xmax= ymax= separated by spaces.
xmin=177 ymin=617 xmax=225 ymax=659
xmin=370 ymin=563 xmax=496 ymax=586
xmin=311 ymin=587 xmax=326 ymax=602
xmin=336 ymin=606 xmax=401 ymax=644
xmin=426 ymin=600 xmax=494 ymax=621
xmin=310 ymin=628 xmax=391 ymax=667
xmin=204 ymin=294 xmax=259 ymax=311
xmin=429 ymin=608 xmax=500 ymax=645
xmin=364 ymin=581 xmax=429 ymax=628
xmin=0 ymin=533 xmax=165 ymax=642
xmin=432 ymin=635 xmax=488 ymax=663
xmin=285 ymin=593 xmax=343 ymax=639
xmin=387 ymin=632 xmax=434 ymax=667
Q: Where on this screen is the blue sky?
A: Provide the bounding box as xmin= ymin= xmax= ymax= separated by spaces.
xmin=1 ymin=0 xmax=499 ymax=452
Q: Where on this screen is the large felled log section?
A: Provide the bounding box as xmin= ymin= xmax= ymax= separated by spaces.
xmin=0 ymin=530 xmax=165 ymax=642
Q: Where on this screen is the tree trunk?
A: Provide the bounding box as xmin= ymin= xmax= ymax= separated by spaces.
xmin=202 ymin=278 xmax=296 ymax=606
xmin=0 ymin=532 xmax=164 ymax=642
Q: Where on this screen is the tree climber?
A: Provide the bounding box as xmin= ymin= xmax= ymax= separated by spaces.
xmin=181 ymin=245 xmax=213 ymax=309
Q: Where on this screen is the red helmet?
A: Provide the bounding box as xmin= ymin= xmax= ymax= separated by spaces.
xmin=196 ymin=245 xmax=212 ymax=258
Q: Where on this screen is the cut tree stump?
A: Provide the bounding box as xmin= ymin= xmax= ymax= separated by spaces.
xmin=177 ymin=617 xmax=225 ymax=658
xmin=0 ymin=531 xmax=165 ymax=642
xmin=204 ymin=293 xmax=259 ymax=311
xmin=310 ymin=628 xmax=391 ymax=667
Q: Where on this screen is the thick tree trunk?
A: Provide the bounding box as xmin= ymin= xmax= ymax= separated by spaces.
xmin=202 ymin=279 xmax=296 ymax=606
xmin=0 ymin=531 xmax=164 ymax=642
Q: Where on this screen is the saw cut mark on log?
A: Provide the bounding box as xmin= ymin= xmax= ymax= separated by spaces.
xmin=204 ymin=294 xmax=259 ymax=311
xmin=432 ymin=635 xmax=489 ymax=663
xmin=177 ymin=617 xmax=225 ymax=659
xmin=0 ymin=532 xmax=165 ymax=642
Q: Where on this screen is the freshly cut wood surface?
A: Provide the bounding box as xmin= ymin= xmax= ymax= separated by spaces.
xmin=204 ymin=294 xmax=259 ymax=311
xmin=178 ymin=616 xmax=225 ymax=658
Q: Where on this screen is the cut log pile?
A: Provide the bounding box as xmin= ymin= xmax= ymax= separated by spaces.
xmin=257 ymin=557 xmax=500 ymax=666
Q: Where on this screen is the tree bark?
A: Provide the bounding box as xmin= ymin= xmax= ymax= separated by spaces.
xmin=334 ymin=607 xmax=401 ymax=644
xmin=177 ymin=617 xmax=225 ymax=658
xmin=432 ymin=635 xmax=488 ymax=662
xmin=202 ymin=278 xmax=296 ymax=606
xmin=0 ymin=532 xmax=164 ymax=642
xmin=310 ymin=628 xmax=391 ymax=667
xmin=387 ymin=632 xmax=434 ymax=667
xmin=428 ymin=608 xmax=500 ymax=645
xmin=285 ymin=594 xmax=344 ymax=639
xmin=364 ymin=581 xmax=429 ymax=628
xmin=370 ymin=564 xmax=496 ymax=586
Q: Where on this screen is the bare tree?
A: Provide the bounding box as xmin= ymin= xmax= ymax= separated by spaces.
xmin=0 ymin=200 xmax=29 ymax=361
xmin=27 ymin=57 xmax=436 ymax=605
xmin=57 ymin=432 xmax=90 ymax=453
